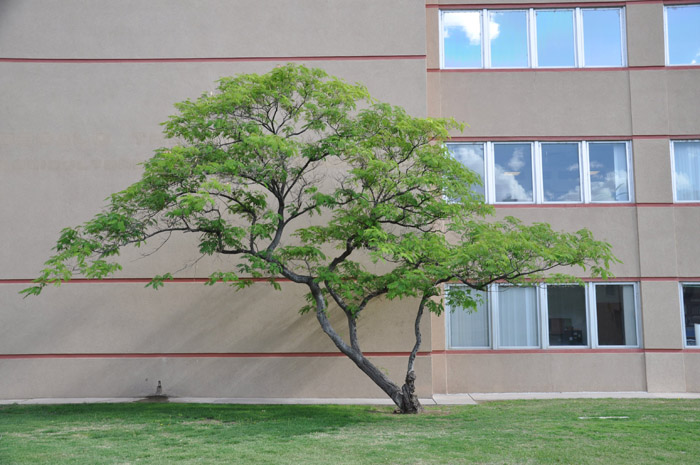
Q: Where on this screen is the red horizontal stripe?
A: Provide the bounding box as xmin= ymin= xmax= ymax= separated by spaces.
xmin=0 ymin=351 xmax=431 ymax=360
xmin=430 ymin=67 xmax=630 ymax=73
xmin=440 ymin=348 xmax=645 ymax=354
xmin=427 ymin=0 xmax=699 ymax=9
xmin=428 ymin=2 xmax=626 ymax=9
xmin=0 ymin=55 xmax=425 ymax=64
xmin=429 ymin=65 xmax=699 ymax=72
xmin=449 ymin=135 xmax=700 ymax=141
xmin=493 ymin=203 xmax=636 ymax=208
xmin=493 ymin=202 xmax=700 ymax=208
xmin=6 ymin=348 xmax=697 ymax=360
xmin=441 ymin=348 xmax=700 ymax=354
xmin=638 ymin=202 xmax=700 ymax=207
xmin=4 ymin=276 xmax=700 ymax=285
xmin=1 ymin=277 xmax=290 ymax=285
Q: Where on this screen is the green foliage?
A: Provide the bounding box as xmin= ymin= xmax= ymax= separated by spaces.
xmin=23 ymin=64 xmax=617 ymax=321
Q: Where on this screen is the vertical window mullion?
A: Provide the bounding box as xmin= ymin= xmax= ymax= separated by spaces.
xmin=575 ymin=8 xmax=584 ymax=67
xmin=439 ymin=11 xmax=445 ymax=69
xmin=634 ymin=283 xmax=642 ymax=348
xmin=625 ymin=141 xmax=634 ymax=202
xmin=486 ymin=142 xmax=496 ymax=203
xmin=540 ymin=285 xmax=549 ymax=348
xmin=491 ymin=285 xmax=499 ymax=349
xmin=670 ymin=140 xmax=677 ymax=202
xmin=582 ymin=142 xmax=591 ymax=203
xmin=663 ymin=6 xmax=670 ymax=66
xmin=589 ymin=284 xmax=599 ymax=348
xmin=536 ymin=141 xmax=547 ymax=202
xmin=577 ymin=141 xmax=585 ymax=203
xmin=529 ymin=9 xmax=538 ymax=67
xmin=530 ymin=142 xmax=537 ymax=203
xmin=620 ymin=7 xmax=628 ymax=66
xmin=482 ymin=9 xmax=489 ymax=68
xmin=445 ymin=285 xmax=452 ymax=348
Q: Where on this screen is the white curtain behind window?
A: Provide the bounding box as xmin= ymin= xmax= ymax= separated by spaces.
xmin=612 ymin=143 xmax=629 ymax=201
xmin=449 ymin=292 xmax=489 ymax=348
xmin=498 ymin=287 xmax=538 ymax=347
xmin=622 ymin=285 xmax=637 ymax=346
xmin=674 ymin=142 xmax=700 ymax=201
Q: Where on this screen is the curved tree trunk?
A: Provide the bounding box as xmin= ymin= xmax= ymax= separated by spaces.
xmin=309 ymin=283 xmax=427 ymax=414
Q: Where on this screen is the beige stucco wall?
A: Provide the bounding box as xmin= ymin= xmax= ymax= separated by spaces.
xmin=684 ymin=353 xmax=700 ymax=391
xmin=645 ymin=352 xmax=686 ymax=392
xmin=444 ymin=353 xmax=647 ymax=393
xmin=626 ymin=3 xmax=665 ymax=67
xmin=632 ymin=139 xmax=674 ymax=203
xmin=639 ymin=281 xmax=682 ymax=349
xmin=0 ymin=0 xmax=426 ymax=59
xmin=0 ymin=0 xmax=435 ymax=400
xmin=492 ymin=207 xmax=640 ymax=278
xmin=1 ymin=283 xmax=429 ymax=355
xmin=0 ymin=58 xmax=427 ymax=280
xmin=1 ymin=282 xmax=433 ymax=398
xmin=0 ymin=356 xmax=434 ymax=399
xmin=433 ymin=71 xmax=633 ymax=138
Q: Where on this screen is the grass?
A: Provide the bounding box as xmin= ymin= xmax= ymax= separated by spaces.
xmin=0 ymin=399 xmax=699 ymax=464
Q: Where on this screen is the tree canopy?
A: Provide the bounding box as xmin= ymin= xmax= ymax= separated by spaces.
xmin=23 ymin=64 xmax=616 ymax=413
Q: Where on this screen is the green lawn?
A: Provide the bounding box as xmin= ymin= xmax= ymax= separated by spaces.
xmin=0 ymin=399 xmax=698 ymax=464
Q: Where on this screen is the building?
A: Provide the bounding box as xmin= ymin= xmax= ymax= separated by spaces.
xmin=1 ymin=0 xmax=699 ymax=400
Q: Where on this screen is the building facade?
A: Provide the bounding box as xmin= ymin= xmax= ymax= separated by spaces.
xmin=0 ymin=0 xmax=699 ymax=399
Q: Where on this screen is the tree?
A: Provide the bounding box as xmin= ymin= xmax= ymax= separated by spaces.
xmin=22 ymin=64 xmax=616 ymax=413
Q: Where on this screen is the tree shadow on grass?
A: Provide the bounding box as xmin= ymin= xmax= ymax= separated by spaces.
xmin=0 ymin=402 xmax=393 ymax=440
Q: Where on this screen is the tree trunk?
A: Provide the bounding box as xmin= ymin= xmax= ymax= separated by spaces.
xmin=394 ymin=294 xmax=430 ymax=414
xmin=309 ymin=283 xmax=426 ymax=414
xmin=397 ymin=370 xmax=423 ymax=414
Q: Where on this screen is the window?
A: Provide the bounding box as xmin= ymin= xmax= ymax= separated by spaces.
xmin=665 ymin=5 xmax=700 ymax=66
xmin=596 ymin=284 xmax=637 ymax=346
xmin=671 ymin=141 xmax=700 ymax=201
xmin=447 ymin=141 xmax=632 ymax=204
xmin=441 ymin=8 xmax=626 ymax=69
xmin=489 ymin=10 xmax=529 ymax=68
xmin=447 ymin=283 xmax=640 ymax=349
xmin=450 ymin=143 xmax=485 ymax=197
xmin=541 ymin=143 xmax=581 ymax=202
xmin=682 ymin=284 xmax=700 ymax=346
xmin=582 ymin=9 xmax=625 ymax=67
xmin=536 ymin=10 xmax=576 ymax=67
xmin=449 ymin=290 xmax=489 ymax=347
xmin=548 ymin=286 xmax=587 ymax=346
xmin=494 ymin=143 xmax=534 ymax=202
xmin=498 ymin=286 xmax=539 ymax=347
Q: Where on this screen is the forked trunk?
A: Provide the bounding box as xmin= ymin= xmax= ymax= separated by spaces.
xmin=310 ymin=283 xmax=426 ymax=414
xmin=397 ymin=370 xmax=423 ymax=414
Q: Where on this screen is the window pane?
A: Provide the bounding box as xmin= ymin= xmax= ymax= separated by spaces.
xmin=443 ymin=11 xmax=482 ymax=68
xmin=494 ymin=143 xmax=533 ymax=202
xmin=449 ymin=143 xmax=485 ymax=197
xmin=536 ymin=10 xmax=575 ymax=67
xmin=548 ymin=286 xmax=587 ymax=346
xmin=596 ymin=285 xmax=637 ymax=346
xmin=666 ymin=5 xmax=700 ymax=65
xmin=588 ymin=143 xmax=630 ymax=201
xmin=498 ymin=287 xmax=538 ymax=347
xmin=683 ymin=285 xmax=700 ymax=346
xmin=541 ymin=143 xmax=581 ymax=202
xmin=674 ymin=141 xmax=700 ymax=201
xmin=489 ymin=10 xmax=529 ymax=68
xmin=449 ymin=291 xmax=489 ymax=347
xmin=582 ymin=9 xmax=623 ymax=67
